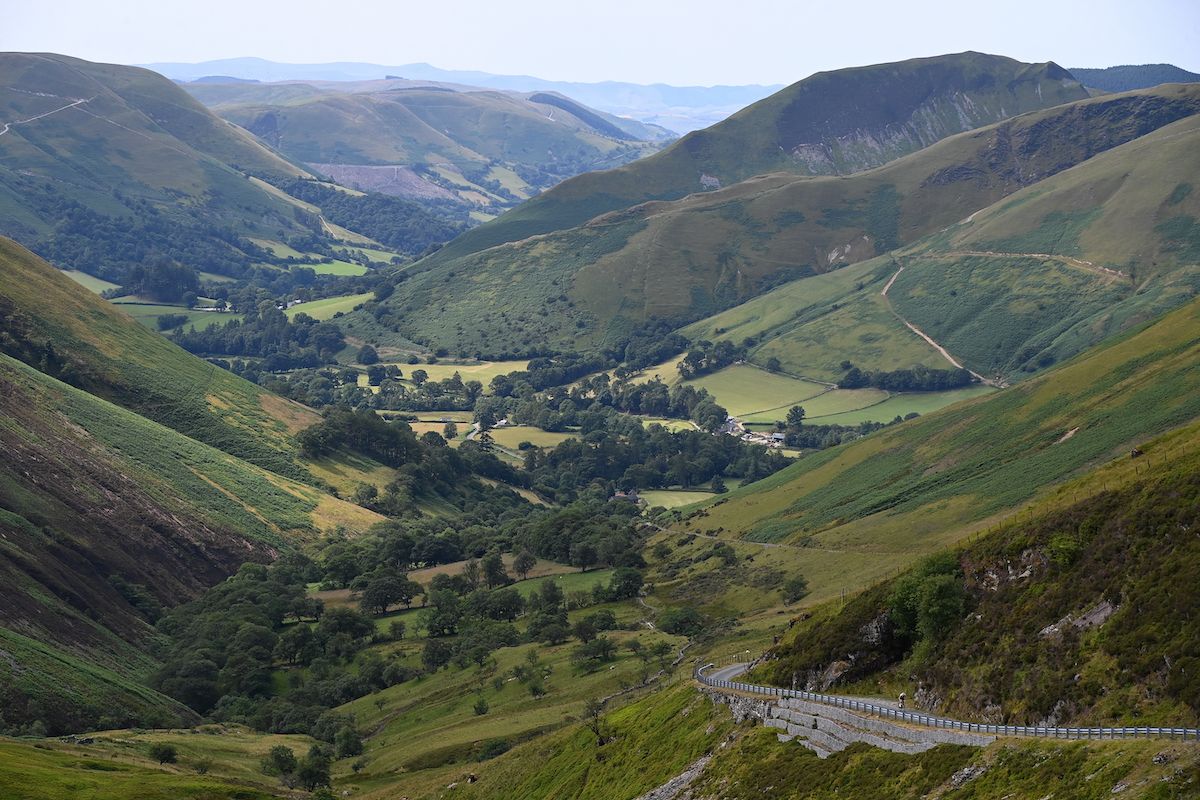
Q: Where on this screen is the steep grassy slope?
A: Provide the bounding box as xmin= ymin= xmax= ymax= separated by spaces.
xmin=681 ymin=295 xmax=1200 ymax=587
xmin=0 ymin=53 xmax=330 ymax=282
xmin=0 ymin=353 xmax=380 ymax=733
xmin=683 ymin=108 xmax=1200 ymax=382
xmin=759 ymin=428 xmax=1200 ymax=728
xmin=202 ymin=83 xmax=665 ymax=211
xmin=353 ymin=85 xmax=1200 ymax=355
xmin=416 ymin=52 xmax=1087 ymax=267
xmin=0 ymin=238 xmax=318 ymax=479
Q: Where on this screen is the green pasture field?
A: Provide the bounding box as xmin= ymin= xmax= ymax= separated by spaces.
xmin=310 ymin=259 xmax=368 ymax=276
xmin=286 ymin=292 xmax=373 ymax=320
xmin=61 ymin=269 xmax=120 ymax=293
xmin=639 ymin=489 xmax=717 ymax=509
xmin=488 ymin=425 xmax=576 ymax=450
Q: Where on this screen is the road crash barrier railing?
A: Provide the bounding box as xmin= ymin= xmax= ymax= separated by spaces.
xmin=695 ymin=662 xmax=1200 ymax=741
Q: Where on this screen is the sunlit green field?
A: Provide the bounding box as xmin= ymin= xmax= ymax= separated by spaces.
xmin=310 ymin=259 xmax=368 ymax=276
xmin=639 ymin=489 xmax=717 ymax=509
xmin=109 ymin=301 xmax=232 ymax=331
xmin=286 ymin=292 xmax=373 ymax=320
xmin=804 ymin=384 xmax=995 ymax=424
xmin=382 ymin=360 xmax=531 ymax=385
xmin=488 ymin=425 xmax=576 ymax=450
xmin=61 ymin=269 xmax=120 ymax=293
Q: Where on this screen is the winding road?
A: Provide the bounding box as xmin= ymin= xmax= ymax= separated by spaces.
xmin=696 ymin=661 xmax=1200 ymax=742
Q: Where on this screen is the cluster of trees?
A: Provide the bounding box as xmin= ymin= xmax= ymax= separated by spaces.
xmin=482 ymin=375 xmax=728 ymax=432
xmin=677 ymin=340 xmax=747 ymax=379
xmin=371 ymin=370 xmax=486 ymax=412
xmin=515 ymin=415 xmax=788 ymax=503
xmin=489 ymin=353 xmax=613 ymax=395
xmin=23 ymin=185 xmax=269 ymax=284
xmin=297 ymin=409 xmax=527 ymax=513
xmin=770 ymin=402 xmax=915 ymax=450
xmin=276 ymin=179 xmax=469 ymax=256
xmin=123 ymin=257 xmax=200 ymax=302
xmin=610 ymin=324 xmax=690 ymax=372
xmin=171 ymin=305 xmax=345 ymax=370
xmin=839 ymin=363 xmax=975 ymax=392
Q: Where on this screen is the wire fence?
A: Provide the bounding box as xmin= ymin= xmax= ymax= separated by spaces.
xmin=695 ymin=661 xmax=1200 ymax=741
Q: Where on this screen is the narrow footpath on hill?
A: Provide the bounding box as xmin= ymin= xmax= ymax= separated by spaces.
xmin=0 ymin=96 xmax=92 ymax=137
xmin=879 ymin=266 xmax=997 ymax=386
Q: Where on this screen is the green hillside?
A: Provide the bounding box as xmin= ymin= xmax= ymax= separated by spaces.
xmin=0 ymin=53 xmax=343 ymax=283
xmin=683 ymin=109 xmax=1200 ymax=383
xmin=684 ymin=295 xmax=1200 ymax=576
xmin=0 ymin=237 xmax=322 ymax=478
xmin=760 ymin=431 xmax=1200 ymax=728
xmin=1070 ymin=63 xmax=1200 ymax=92
xmin=0 ymin=352 xmax=380 ymax=733
xmin=416 ymin=52 xmax=1088 ymax=268
xmin=199 ymin=83 xmax=666 ymax=212
xmin=350 ymin=85 xmax=1200 ymax=356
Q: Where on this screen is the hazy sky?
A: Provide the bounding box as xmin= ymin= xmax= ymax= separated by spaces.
xmin=4 ymin=0 xmax=1198 ymax=85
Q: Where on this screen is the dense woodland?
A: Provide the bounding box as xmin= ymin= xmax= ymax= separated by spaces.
xmin=275 ymin=179 xmax=470 ymax=256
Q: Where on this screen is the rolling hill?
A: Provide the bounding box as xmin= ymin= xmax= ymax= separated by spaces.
xmin=411 ymin=52 xmax=1089 ymax=269
xmin=0 ymin=237 xmax=385 ymax=732
xmin=0 ymin=350 xmax=381 ymax=734
xmin=146 ymin=56 xmax=783 ymax=133
xmin=0 ymin=237 xmax=320 ymax=479
xmin=1070 ymin=63 xmax=1200 ymax=92
xmin=0 ymin=52 xmax=340 ymax=283
xmin=0 ymin=52 xmax=461 ymax=285
xmin=683 ymin=107 xmax=1200 ymax=382
xmin=684 ymin=294 xmax=1200 ymax=564
xmin=348 ymin=84 xmax=1200 ymax=357
xmin=189 ymin=80 xmax=670 ymax=213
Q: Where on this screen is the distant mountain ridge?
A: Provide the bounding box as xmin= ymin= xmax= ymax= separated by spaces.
xmin=187 ymin=79 xmax=671 ymax=210
xmin=1070 ymin=63 xmax=1200 ymax=92
xmin=412 ymin=52 xmax=1089 ymax=271
xmin=346 ymin=83 xmax=1200 ymax=360
xmin=142 ymin=56 xmax=784 ymax=133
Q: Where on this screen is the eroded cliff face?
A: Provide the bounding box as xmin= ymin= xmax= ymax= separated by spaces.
xmin=775 ymin=58 xmax=1087 ymax=176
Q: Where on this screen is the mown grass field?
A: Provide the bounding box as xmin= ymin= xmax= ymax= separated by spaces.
xmin=488 ymin=425 xmax=576 ymax=450
xmin=639 ymin=489 xmax=717 ymax=509
xmin=803 ymin=384 xmax=995 ymax=425
xmin=110 ymin=301 xmax=232 ymax=331
xmin=682 ymin=365 xmax=829 ymax=417
xmin=62 ymin=269 xmax=121 ymax=293
xmin=408 ymin=556 xmax=576 ymax=587
xmin=286 ymin=292 xmax=372 ymax=320
xmin=510 ymin=569 xmax=616 ymax=600
xmin=310 ymin=259 xmax=368 ymax=276
xmin=638 ymin=416 xmax=696 ymax=432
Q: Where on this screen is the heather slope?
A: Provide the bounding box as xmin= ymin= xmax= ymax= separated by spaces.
xmin=0 ymin=353 xmax=380 ymax=733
